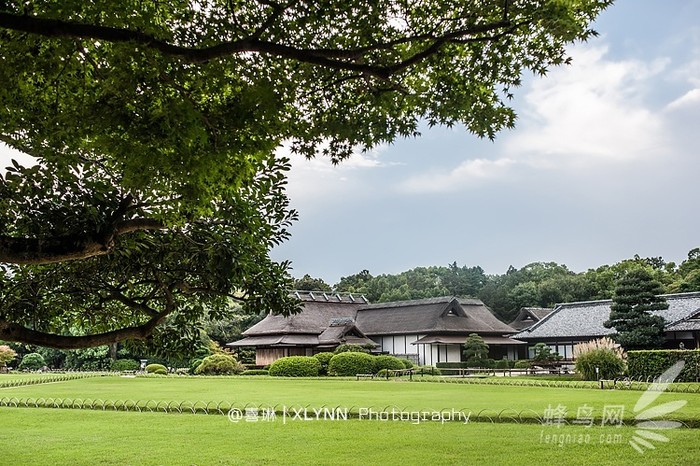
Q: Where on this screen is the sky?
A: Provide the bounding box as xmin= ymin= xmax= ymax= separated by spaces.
xmin=271 ymin=0 xmax=700 ymax=284
xmin=2 ymin=1 xmax=699 ymax=285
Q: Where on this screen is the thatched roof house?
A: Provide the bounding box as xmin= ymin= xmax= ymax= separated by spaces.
xmin=356 ymin=297 xmax=524 ymax=365
xmin=509 ymin=307 xmax=554 ymax=331
xmin=228 ymin=292 xmax=374 ymax=365
xmin=229 ymin=293 xmax=522 ymax=365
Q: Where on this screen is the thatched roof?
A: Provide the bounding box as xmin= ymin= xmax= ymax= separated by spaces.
xmin=509 ymin=307 xmax=554 ymax=331
xmin=513 ymin=292 xmax=700 ymax=340
xmin=240 ymin=291 xmax=366 ymax=337
xmin=355 ymin=297 xmax=515 ymax=336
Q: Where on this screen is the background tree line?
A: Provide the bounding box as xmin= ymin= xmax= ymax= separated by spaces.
xmin=294 ymin=248 xmax=700 ymax=323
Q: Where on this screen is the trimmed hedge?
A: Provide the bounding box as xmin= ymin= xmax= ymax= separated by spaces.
xmin=111 ymin=359 xmax=140 ymax=372
xmin=435 ymin=362 xmax=469 ymax=369
xmin=241 ymin=369 xmax=269 ymax=376
xmin=627 ymin=350 xmax=700 ymax=382
xmin=313 ymin=352 xmax=334 ymax=375
xmin=18 ymin=353 xmax=46 ymax=371
xmin=328 ymin=352 xmax=375 ymax=376
xmin=333 ymin=344 xmax=371 ymax=354
xmin=195 ymin=353 xmax=245 ymax=375
xmin=398 ymin=358 xmax=416 ymax=369
xmin=268 ymin=356 xmax=320 ymax=377
xmin=372 ymin=355 xmax=405 ymax=373
xmin=145 ymin=363 xmax=168 ymax=375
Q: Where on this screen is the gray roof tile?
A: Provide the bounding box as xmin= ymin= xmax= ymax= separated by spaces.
xmin=513 ymin=292 xmax=700 ymax=340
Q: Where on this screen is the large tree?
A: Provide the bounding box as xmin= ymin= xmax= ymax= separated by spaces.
xmin=0 ymin=0 xmax=613 ymax=350
xmin=604 ymin=268 xmax=668 ymax=350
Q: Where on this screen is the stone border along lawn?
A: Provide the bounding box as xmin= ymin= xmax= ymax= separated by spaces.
xmin=1 ymin=374 xmax=699 ymax=427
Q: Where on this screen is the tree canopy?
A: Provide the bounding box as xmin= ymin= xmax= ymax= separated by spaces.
xmin=604 ymin=268 xmax=668 ymax=350
xmin=320 ymin=249 xmax=700 ymax=322
xmin=0 ymin=0 xmax=613 ymax=350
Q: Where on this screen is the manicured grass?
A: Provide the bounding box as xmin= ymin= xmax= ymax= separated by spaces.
xmin=2 ymin=376 xmax=699 ymax=464
xmin=2 ymin=376 xmax=699 ymax=423
xmin=1 ymin=408 xmax=699 ymax=465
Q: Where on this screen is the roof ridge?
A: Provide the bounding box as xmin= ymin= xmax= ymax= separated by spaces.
xmin=359 ymin=296 xmax=461 ymax=310
xmin=290 ymin=290 xmax=369 ymax=304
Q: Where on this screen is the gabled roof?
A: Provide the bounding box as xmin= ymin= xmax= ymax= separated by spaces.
xmin=666 ymin=308 xmax=700 ymax=332
xmin=355 ymin=296 xmax=514 ymax=336
xmin=513 ymin=292 xmax=700 ymax=340
xmin=509 ymin=307 xmax=554 ymax=331
xmin=317 ymin=322 xmax=377 ymax=347
xmin=239 ymin=290 xmax=367 ymax=337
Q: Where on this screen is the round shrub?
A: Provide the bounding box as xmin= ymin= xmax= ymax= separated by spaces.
xmin=268 ymin=356 xmax=321 ymax=377
xmin=241 ymin=369 xmax=269 ymax=376
xmin=398 ymin=358 xmax=415 ymax=369
xmin=575 ymin=349 xmax=626 ymax=381
xmin=314 ymin=352 xmax=334 ymax=375
xmin=328 ymin=352 xmax=375 ymax=376
xmin=145 ymin=363 xmax=168 ymax=375
xmin=333 ymin=344 xmax=370 ymax=354
xmin=195 ymin=353 xmax=245 ymax=375
xmin=18 ymin=353 xmax=46 ymax=371
xmin=514 ymin=360 xmax=531 ymax=369
xmin=111 ymin=359 xmax=140 ymax=372
xmin=372 ymin=355 xmax=405 ymax=373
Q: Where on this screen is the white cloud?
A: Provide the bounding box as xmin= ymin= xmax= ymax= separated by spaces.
xmin=277 ymin=143 xmax=391 ymax=209
xmin=665 ymin=88 xmax=700 ymax=111
xmin=398 ymin=157 xmax=515 ymax=193
xmin=505 ymin=45 xmax=668 ymax=167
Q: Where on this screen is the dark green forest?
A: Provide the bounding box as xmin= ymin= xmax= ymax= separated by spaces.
xmin=293 ymin=248 xmax=700 ymax=323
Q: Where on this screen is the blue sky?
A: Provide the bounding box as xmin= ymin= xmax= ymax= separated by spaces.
xmin=2 ymin=1 xmax=699 ymax=285
xmin=272 ymin=0 xmax=700 ymax=284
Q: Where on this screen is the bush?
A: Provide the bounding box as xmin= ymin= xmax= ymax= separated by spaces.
xmin=268 ymin=356 xmax=320 ymax=377
xmin=195 ymin=353 xmax=245 ymax=375
xmin=111 ymin=359 xmax=140 ymax=372
xmin=313 ymin=352 xmax=334 ymax=375
xmin=398 ymin=358 xmax=415 ymax=369
xmin=0 ymin=345 xmax=17 ymax=367
xmin=575 ymin=349 xmax=626 ymax=381
xmin=328 ymin=352 xmax=375 ymax=376
xmin=495 ymin=359 xmax=510 ymax=369
xmin=189 ymin=358 xmax=203 ymax=375
xmin=627 ymin=349 xmax=700 ymax=382
xmin=18 ymin=353 xmax=46 ymax=371
xmin=435 ymin=362 xmax=469 ymax=369
xmin=372 ymin=355 xmax=405 ymax=373
xmin=145 ymin=363 xmax=168 ymax=375
xmin=465 ymin=358 xmax=495 ymax=368
xmin=241 ymin=369 xmax=269 ymax=376
xmin=417 ymin=366 xmax=441 ymax=375
xmin=514 ymin=360 xmax=531 ymax=369
xmin=333 ymin=344 xmax=371 ymax=354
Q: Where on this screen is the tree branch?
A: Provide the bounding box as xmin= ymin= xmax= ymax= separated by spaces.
xmin=0 ymin=12 xmax=514 ymax=79
xmin=0 ymin=217 xmax=164 ymax=265
xmin=0 ymin=311 xmax=170 ymax=349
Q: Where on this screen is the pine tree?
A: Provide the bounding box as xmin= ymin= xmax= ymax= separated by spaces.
xmin=463 ymin=333 xmax=490 ymax=363
xmin=604 ymin=268 xmax=668 ymax=350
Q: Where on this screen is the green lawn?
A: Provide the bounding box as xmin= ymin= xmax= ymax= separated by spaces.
xmin=1 ymin=376 xmax=699 ymax=465
xmin=0 ymin=408 xmax=698 ymax=465
xmin=2 ymin=376 xmax=699 ymax=423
